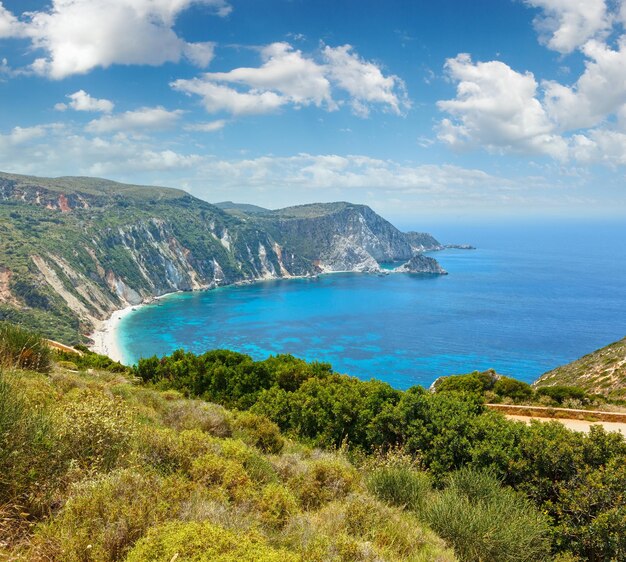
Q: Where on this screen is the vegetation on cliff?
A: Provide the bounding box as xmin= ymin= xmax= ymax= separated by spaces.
xmin=0 ymin=171 xmax=446 ymax=344
xmin=535 ymin=336 xmax=626 ymax=399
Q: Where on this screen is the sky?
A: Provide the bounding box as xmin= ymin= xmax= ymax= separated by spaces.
xmin=1 ymin=0 xmax=626 ymax=222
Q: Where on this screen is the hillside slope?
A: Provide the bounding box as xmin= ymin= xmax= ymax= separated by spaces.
xmin=0 ymin=171 xmax=446 ymax=343
xmin=534 ymin=336 xmax=626 ymax=396
xmin=0 ymin=356 xmax=455 ymax=561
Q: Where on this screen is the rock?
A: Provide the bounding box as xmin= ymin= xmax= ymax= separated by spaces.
xmin=395 ymin=254 xmax=448 ymax=275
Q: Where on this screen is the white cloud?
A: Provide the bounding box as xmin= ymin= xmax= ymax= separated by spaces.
xmin=204 ymin=42 xmax=334 ymax=108
xmin=437 ymin=54 xmax=567 ymax=159
xmin=570 ymin=129 xmax=626 ymax=165
xmin=171 ymin=42 xmax=408 ymax=118
xmin=323 ymin=45 xmax=410 ymax=116
xmin=0 ymin=0 xmax=230 ymax=79
xmin=0 ymin=125 xmax=48 ymax=146
xmin=85 ymin=107 xmax=184 ymax=133
xmin=171 ymin=80 xmax=287 ymax=115
xmin=543 ymin=38 xmax=626 ymax=130
xmin=56 ymin=90 xmax=115 ymax=113
xmin=183 ymin=41 xmax=216 ymax=68
xmin=185 ymin=120 xmax=227 ymax=132
xmin=525 ymin=0 xmax=610 ymax=53
xmin=0 ymin=2 xmax=22 ymax=38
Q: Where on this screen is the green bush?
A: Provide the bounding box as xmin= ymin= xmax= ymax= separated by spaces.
xmin=366 ymin=464 xmax=431 ymax=513
xmin=536 ymin=386 xmax=589 ymax=405
xmin=126 ymin=520 xmax=301 ymax=561
xmin=53 ymin=391 xmax=136 ymax=471
xmin=257 ymin=483 xmax=299 ymax=528
xmin=0 ymin=371 xmax=54 ymax=508
xmin=290 ymin=457 xmax=358 ymax=509
xmin=426 ymin=468 xmax=551 ymax=562
xmin=0 ymin=322 xmax=52 ymax=373
xmin=234 ymin=411 xmax=284 ymax=454
xmin=434 ymin=370 xmax=496 ymax=394
xmin=189 ymin=452 xmax=253 ymax=502
xmin=30 ymin=468 xmax=200 ymax=562
xmin=493 ymin=377 xmax=533 ymax=402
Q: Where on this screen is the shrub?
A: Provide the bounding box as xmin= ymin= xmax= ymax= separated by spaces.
xmin=434 ymin=370 xmax=496 ymax=394
xmin=234 ymin=412 xmax=284 ymax=454
xmin=30 ymin=468 xmax=201 ymax=561
xmin=281 ymin=493 xmax=455 ymax=562
xmin=536 ymin=386 xmax=589 ymax=405
xmin=189 ymin=453 xmax=253 ymax=502
xmin=290 ymin=456 xmax=358 ymax=509
xmin=366 ymin=464 xmax=431 ymax=513
xmin=426 ymin=468 xmax=551 ymax=562
xmin=53 ymin=391 xmax=135 ymax=471
xmin=162 ymin=398 xmax=233 ymax=437
xmin=0 ymin=371 xmax=54 ymax=508
xmin=55 ymin=360 xmax=78 ymax=371
xmin=126 ymin=520 xmax=301 ymax=561
xmin=0 ymin=322 xmax=52 ymax=373
xmin=257 ymin=483 xmax=299 ymax=528
xmin=493 ymin=377 xmax=533 ymax=402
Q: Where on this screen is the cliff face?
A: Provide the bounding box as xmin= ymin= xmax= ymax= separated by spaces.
xmin=0 ymin=172 xmax=446 ymax=343
xmin=249 ymin=203 xmax=427 ymax=272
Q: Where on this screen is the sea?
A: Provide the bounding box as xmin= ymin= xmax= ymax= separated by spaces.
xmin=117 ymin=219 xmax=626 ymax=390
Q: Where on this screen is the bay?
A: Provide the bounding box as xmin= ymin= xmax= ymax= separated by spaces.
xmin=118 ymin=219 xmax=626 ymax=389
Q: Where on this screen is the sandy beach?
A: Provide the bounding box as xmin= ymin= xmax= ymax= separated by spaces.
xmin=89 ymin=304 xmax=137 ymax=364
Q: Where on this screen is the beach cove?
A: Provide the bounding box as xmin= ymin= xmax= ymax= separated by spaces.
xmin=102 ymin=220 xmax=626 ymax=390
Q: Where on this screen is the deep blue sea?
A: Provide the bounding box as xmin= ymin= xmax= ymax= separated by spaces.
xmin=118 ymin=219 xmax=626 ymax=389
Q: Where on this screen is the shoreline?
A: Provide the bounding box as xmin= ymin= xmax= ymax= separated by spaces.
xmin=87 ymin=260 xmax=451 ymax=364
xmin=89 ymin=304 xmax=138 ymax=364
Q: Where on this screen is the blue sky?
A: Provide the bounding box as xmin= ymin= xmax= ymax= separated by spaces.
xmin=1 ymin=0 xmax=625 ymax=221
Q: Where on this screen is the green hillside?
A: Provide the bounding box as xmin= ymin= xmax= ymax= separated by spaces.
xmin=5 ymin=323 xmax=626 ymax=560
xmin=535 ymin=336 xmax=626 ymax=397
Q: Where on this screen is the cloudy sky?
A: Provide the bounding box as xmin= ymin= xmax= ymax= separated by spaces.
xmin=1 ymin=0 xmax=626 ymax=221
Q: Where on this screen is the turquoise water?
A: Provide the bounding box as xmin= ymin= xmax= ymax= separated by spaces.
xmin=118 ymin=220 xmax=626 ymax=389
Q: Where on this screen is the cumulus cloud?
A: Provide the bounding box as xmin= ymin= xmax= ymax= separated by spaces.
xmin=0 ymin=2 xmax=22 ymax=38
xmin=172 ymin=42 xmax=408 ymax=118
xmin=436 ymin=1 xmax=626 ymax=165
xmin=0 ymin=0 xmax=230 ymax=79
xmin=525 ymin=0 xmax=610 ymax=53
xmin=171 ymin=80 xmax=287 ymax=115
xmin=437 ymin=54 xmax=567 ymax=159
xmin=203 ymin=42 xmax=334 ymax=108
xmin=85 ymin=107 xmax=184 ymax=133
xmin=323 ymin=45 xmax=409 ymax=116
xmin=56 ymin=90 xmax=115 ymax=113
xmin=543 ymin=38 xmax=626 ymax=130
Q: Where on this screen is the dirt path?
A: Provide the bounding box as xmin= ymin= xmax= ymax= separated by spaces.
xmin=505 ymin=414 xmax=626 ymax=434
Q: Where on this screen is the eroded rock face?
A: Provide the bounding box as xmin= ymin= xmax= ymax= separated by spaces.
xmin=395 ymin=254 xmax=448 ymax=275
xmin=0 ymin=171 xmax=449 ymax=341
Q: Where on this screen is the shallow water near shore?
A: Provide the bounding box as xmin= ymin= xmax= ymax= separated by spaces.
xmin=118 ymin=219 xmax=626 ymax=389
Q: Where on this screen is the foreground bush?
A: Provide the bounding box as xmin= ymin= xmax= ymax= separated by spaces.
xmin=30 ymin=468 xmax=202 ymax=561
xmin=126 ymin=520 xmax=300 ymax=562
xmin=0 ymin=322 xmax=51 ymax=372
xmin=366 ymin=459 xmax=431 ymax=513
xmin=0 ymin=371 xmax=54 ymax=510
xmin=426 ymin=468 xmax=550 ymax=562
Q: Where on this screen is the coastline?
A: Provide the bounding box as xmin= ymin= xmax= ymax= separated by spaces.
xmin=89 ymin=304 xmax=137 ymax=364
xmin=86 ymin=259 xmax=451 ymax=363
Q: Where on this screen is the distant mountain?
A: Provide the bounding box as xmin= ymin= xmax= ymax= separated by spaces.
xmin=534 ymin=337 xmax=626 ymax=397
xmin=0 ymin=171 xmax=446 ymax=343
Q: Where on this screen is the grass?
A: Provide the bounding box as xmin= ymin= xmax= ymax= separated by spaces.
xmin=0 ymin=322 xmax=51 ymax=372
